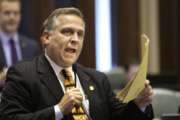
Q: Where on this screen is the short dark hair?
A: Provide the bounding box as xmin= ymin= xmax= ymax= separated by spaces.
xmin=41 ymin=7 xmax=85 ymax=33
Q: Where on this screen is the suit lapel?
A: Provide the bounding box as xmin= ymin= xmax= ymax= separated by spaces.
xmin=37 ymin=55 xmax=64 ymax=101
xmin=0 ymin=38 xmax=7 ymax=67
xmin=76 ymin=66 xmax=97 ymax=118
xmin=19 ymin=35 xmax=27 ymax=58
xmin=76 ymin=68 xmax=91 ymax=97
xmin=37 ymin=59 xmax=99 ymax=118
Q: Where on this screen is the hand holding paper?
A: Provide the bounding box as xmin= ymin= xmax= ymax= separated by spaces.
xmin=117 ymin=34 xmax=151 ymax=103
xmin=134 ymin=80 xmax=154 ymax=108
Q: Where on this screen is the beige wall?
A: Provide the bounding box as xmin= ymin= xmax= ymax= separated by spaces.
xmin=139 ymin=0 xmax=160 ymax=74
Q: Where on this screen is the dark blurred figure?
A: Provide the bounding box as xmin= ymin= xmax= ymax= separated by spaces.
xmin=0 ymin=0 xmax=40 ymax=90
xmin=0 ymin=60 xmax=5 ymax=90
xmin=124 ymin=63 xmax=139 ymax=82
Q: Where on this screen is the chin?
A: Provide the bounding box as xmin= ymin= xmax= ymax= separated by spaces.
xmin=63 ymin=59 xmax=76 ymax=66
xmin=5 ymin=29 xmax=16 ymax=33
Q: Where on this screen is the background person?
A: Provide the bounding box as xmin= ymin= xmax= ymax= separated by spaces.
xmin=0 ymin=0 xmax=40 ymax=90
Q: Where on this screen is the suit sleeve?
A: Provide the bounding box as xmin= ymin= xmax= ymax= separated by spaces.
xmin=0 ymin=67 xmax=55 ymax=120
xmin=101 ymin=73 xmax=154 ymax=120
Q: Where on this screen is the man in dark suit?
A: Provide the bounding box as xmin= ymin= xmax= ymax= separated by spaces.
xmin=0 ymin=0 xmax=39 ymax=90
xmin=0 ymin=7 xmax=154 ymax=120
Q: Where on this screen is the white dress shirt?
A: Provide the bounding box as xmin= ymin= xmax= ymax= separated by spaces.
xmin=45 ymin=53 xmax=89 ymax=120
xmin=45 ymin=53 xmax=146 ymax=120
xmin=0 ymin=32 xmax=22 ymax=67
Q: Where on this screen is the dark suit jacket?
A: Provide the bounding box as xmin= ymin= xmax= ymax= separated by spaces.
xmin=0 ymin=55 xmax=153 ymax=120
xmin=0 ymin=34 xmax=40 ymax=90
xmin=0 ymin=34 xmax=40 ymax=68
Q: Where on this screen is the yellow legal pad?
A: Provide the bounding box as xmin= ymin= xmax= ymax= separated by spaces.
xmin=117 ymin=34 xmax=150 ymax=103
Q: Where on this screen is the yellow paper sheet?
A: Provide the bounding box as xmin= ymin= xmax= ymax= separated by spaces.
xmin=117 ymin=34 xmax=149 ymax=103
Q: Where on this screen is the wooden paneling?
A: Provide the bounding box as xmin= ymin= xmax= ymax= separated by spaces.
xmin=111 ymin=0 xmax=140 ymax=66
xmin=159 ymin=0 xmax=180 ymax=87
xmin=25 ymin=0 xmax=55 ymax=40
xmin=75 ymin=0 xmax=96 ymax=68
xmin=159 ymin=0 xmax=179 ymax=74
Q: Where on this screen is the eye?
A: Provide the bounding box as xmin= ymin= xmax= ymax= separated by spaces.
xmin=13 ymin=11 xmax=20 ymax=16
xmin=3 ymin=11 xmax=11 ymax=16
xmin=77 ymin=31 xmax=84 ymax=38
xmin=61 ymin=28 xmax=74 ymax=36
xmin=3 ymin=11 xmax=20 ymax=16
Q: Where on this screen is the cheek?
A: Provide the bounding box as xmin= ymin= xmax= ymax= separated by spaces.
xmin=1 ymin=17 xmax=8 ymax=23
xmin=15 ymin=16 xmax=21 ymax=22
xmin=54 ymin=39 xmax=64 ymax=48
xmin=50 ymin=38 xmax=66 ymax=54
xmin=79 ymin=41 xmax=84 ymax=50
xmin=48 ymin=44 xmax=62 ymax=58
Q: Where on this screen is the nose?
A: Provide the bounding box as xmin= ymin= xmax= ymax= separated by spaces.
xmin=71 ymin=32 xmax=79 ymax=43
xmin=8 ymin=12 xmax=16 ymax=19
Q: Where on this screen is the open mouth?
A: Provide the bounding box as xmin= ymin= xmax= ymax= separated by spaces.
xmin=65 ymin=48 xmax=76 ymax=54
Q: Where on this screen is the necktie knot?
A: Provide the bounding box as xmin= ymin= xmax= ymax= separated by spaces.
xmin=61 ymin=69 xmax=72 ymax=80
xmin=61 ymin=69 xmax=75 ymax=89
xmin=9 ymin=38 xmax=15 ymax=44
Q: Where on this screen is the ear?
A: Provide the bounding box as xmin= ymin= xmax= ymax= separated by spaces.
xmin=40 ymin=32 xmax=51 ymax=48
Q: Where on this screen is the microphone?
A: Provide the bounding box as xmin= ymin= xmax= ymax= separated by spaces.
xmin=0 ymin=61 xmax=4 ymax=72
xmin=72 ymin=64 xmax=92 ymax=120
xmin=72 ymin=64 xmax=77 ymax=73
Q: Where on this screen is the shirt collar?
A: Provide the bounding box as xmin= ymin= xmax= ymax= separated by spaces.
xmin=44 ymin=52 xmax=73 ymax=77
xmin=0 ymin=31 xmax=19 ymax=45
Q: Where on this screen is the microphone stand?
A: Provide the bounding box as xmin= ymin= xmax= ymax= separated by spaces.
xmin=73 ymin=65 xmax=93 ymax=120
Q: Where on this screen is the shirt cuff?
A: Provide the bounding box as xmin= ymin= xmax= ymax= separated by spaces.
xmin=54 ymin=105 xmax=63 ymax=120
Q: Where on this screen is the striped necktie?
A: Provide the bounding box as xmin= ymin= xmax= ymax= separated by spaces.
xmin=61 ymin=69 xmax=88 ymax=120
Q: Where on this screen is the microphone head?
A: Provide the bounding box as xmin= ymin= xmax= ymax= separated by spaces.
xmin=0 ymin=61 xmax=4 ymax=72
xmin=72 ymin=64 xmax=77 ymax=73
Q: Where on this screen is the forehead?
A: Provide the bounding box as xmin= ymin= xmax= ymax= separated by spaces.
xmin=0 ymin=1 xmax=20 ymax=11
xmin=55 ymin=14 xmax=85 ymax=30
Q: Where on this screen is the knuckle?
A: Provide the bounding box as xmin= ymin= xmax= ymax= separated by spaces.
xmin=70 ymin=96 xmax=74 ymax=100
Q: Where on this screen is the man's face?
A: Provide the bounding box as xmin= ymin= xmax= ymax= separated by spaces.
xmin=0 ymin=1 xmax=21 ymax=34
xmin=44 ymin=14 xmax=85 ymax=67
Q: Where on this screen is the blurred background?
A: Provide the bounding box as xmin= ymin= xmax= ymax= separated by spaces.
xmin=3 ymin=0 xmax=180 ymax=118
